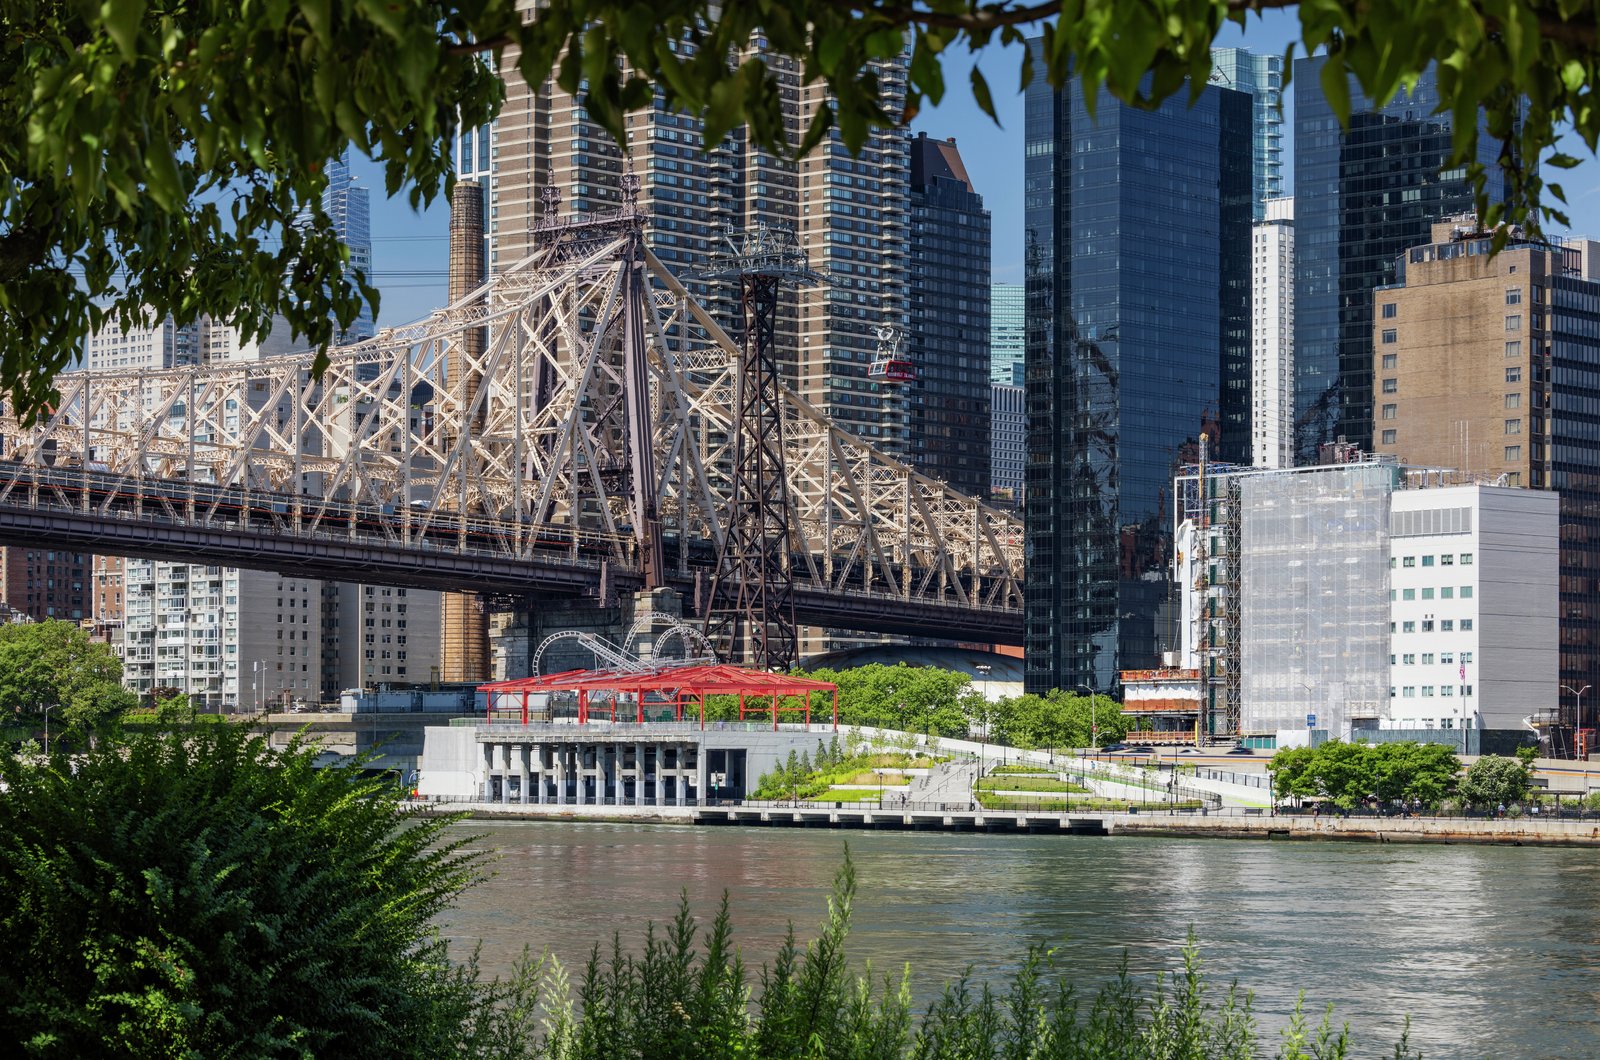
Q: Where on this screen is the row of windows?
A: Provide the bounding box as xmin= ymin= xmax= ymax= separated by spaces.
xmin=1392 ymin=586 xmax=1474 ymax=600
xmin=1394 ymin=553 xmax=1473 ymax=568
xmin=1393 ymin=685 xmax=1474 ymax=698
xmin=1394 ymin=619 xmax=1474 ymax=633
xmin=1394 ymin=651 xmax=1473 ymax=665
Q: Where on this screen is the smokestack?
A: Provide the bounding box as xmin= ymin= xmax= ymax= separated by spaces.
xmin=440 ymin=179 xmax=490 ymax=683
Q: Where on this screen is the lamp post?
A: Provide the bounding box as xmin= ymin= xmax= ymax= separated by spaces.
xmin=1562 ymin=684 xmax=1591 ymax=758
xmin=1077 ymin=684 xmax=1099 ymax=753
xmin=974 ymin=664 xmax=992 ymax=776
xmin=43 ymin=703 xmax=55 ymax=757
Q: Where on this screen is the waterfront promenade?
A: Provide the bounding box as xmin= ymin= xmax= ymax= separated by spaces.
xmin=422 ymin=798 xmax=1600 ymax=846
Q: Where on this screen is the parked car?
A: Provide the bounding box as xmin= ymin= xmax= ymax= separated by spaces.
xmin=1225 ymin=746 xmax=1256 ymax=756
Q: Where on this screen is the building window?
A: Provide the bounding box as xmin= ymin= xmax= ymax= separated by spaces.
xmin=1382 ymin=303 xmax=1398 ymax=319
xmin=1505 ymin=419 xmax=1522 ymax=435
xmin=1382 ymin=378 xmax=1398 ymax=394
xmin=1382 ymin=404 xmax=1398 ymax=420
xmin=1382 ymin=353 xmax=1398 ymax=369
xmin=1422 ymin=686 xmax=1434 ymax=697
xmin=1505 ymin=392 xmax=1522 ymax=409
xmin=1403 ymin=556 xmax=1416 ymax=568
xmin=1403 ymin=653 xmax=1416 ymax=665
xmin=1382 ymin=429 xmax=1397 ymax=445
xmin=1422 ymin=588 xmax=1435 ymax=600
xmin=1506 ymin=366 xmax=1522 ymax=383
xmin=1460 ymin=553 xmax=1473 ymax=565
xmin=1403 ymin=588 xmax=1416 ymax=601
xmin=1506 ymin=287 xmax=1522 ymax=305
xmin=1505 ymin=445 xmax=1522 ymax=462
xmin=1422 ymin=555 xmax=1435 ymax=567
xmin=1441 ymin=587 xmax=1454 ymax=599
xmin=1463 ymin=652 xmax=1473 ymax=663
xmin=1403 ymin=686 xmax=1416 ymax=698
xmin=1403 ymin=621 xmax=1416 ymax=633
xmin=1505 ymin=315 xmax=1521 ymax=331
xmin=1505 ymin=340 xmax=1521 ymax=358
xmin=1461 ymin=619 xmax=1474 ymax=631
xmin=1442 ymin=619 xmax=1454 ymax=631
xmin=1422 ymin=653 xmax=1435 ymax=665
xmin=1422 ymin=620 xmax=1435 ymax=632
xmin=1461 ymin=585 xmax=1473 ymax=598
xmin=1381 ymin=329 xmax=1398 ymax=344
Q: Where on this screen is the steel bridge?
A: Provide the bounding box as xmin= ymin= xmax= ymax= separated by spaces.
xmin=0 ymin=190 xmax=1023 ymax=649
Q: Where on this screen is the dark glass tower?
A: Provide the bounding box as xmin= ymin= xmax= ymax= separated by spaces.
xmin=1023 ymin=46 xmax=1253 ymax=694
xmin=1292 ymin=56 xmax=1506 ymax=460
xmin=908 ymin=132 xmax=992 ymax=499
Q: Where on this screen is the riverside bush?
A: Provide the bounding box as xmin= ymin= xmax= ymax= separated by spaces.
xmin=475 ymin=856 xmax=1419 ymax=1060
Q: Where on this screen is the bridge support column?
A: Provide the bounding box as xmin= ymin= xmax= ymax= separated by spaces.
xmin=554 ymin=745 xmax=568 ymax=806
xmin=695 ymin=745 xmax=707 ymax=806
xmin=516 ymin=744 xmax=530 ymax=805
xmin=635 ymin=743 xmax=645 ymax=806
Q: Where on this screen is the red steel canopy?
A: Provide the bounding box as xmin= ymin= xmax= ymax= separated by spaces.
xmin=479 ymin=663 xmax=838 ymax=729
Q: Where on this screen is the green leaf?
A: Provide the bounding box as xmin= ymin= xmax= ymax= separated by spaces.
xmin=99 ymin=0 xmax=146 ymax=61
xmin=970 ymin=65 xmax=996 ymax=122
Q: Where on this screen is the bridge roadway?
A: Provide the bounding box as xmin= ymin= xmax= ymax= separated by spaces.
xmin=0 ymin=465 xmax=1023 ymax=644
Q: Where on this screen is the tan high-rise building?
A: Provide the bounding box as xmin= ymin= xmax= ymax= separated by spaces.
xmin=1373 ymin=216 xmax=1600 ymax=737
xmin=487 ymin=5 xmax=910 ymax=445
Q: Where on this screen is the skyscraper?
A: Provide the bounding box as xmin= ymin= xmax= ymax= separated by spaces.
xmin=318 ymin=151 xmax=375 ymax=345
xmin=1373 ymin=219 xmax=1600 ymax=743
xmin=1252 ymin=196 xmax=1295 ymax=468
xmin=1292 ymin=57 xmax=1507 ymax=460
xmin=908 ymin=132 xmax=991 ymax=498
xmin=1209 ymin=48 xmax=1285 ymax=218
xmin=489 ymin=6 xmax=910 ymax=448
xmin=990 ymin=283 xmax=1025 ymax=385
xmin=1024 ymin=42 xmax=1253 ymax=694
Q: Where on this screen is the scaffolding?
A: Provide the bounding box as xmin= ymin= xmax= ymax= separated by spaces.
xmin=1174 ymin=440 xmax=1244 ymax=742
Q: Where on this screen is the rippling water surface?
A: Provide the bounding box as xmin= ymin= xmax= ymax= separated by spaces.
xmin=440 ymin=822 xmax=1600 ymax=1058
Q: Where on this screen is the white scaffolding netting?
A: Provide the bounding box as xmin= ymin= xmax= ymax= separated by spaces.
xmin=1240 ymin=465 xmax=1396 ymax=738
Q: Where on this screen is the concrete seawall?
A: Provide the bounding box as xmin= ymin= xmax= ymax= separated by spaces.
xmin=420 ymin=800 xmax=1600 ymax=846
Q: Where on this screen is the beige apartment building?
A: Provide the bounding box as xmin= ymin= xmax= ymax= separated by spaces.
xmin=1372 ymin=216 xmax=1600 ymax=736
xmin=1371 ymin=217 xmax=1561 ymax=487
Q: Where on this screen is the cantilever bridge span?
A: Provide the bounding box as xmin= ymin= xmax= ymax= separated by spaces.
xmin=0 ymin=195 xmax=1024 ymax=649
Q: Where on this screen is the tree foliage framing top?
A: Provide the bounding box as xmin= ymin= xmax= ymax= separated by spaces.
xmin=5 ymin=0 xmax=1597 ymax=421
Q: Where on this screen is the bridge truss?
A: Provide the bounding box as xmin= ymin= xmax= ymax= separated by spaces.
xmin=0 ymin=184 xmax=1023 ymax=649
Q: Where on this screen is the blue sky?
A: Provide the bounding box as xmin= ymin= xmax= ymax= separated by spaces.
xmin=357 ymin=10 xmax=1600 ymax=323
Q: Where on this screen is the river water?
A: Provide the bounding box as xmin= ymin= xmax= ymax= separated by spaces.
xmin=440 ymin=821 xmax=1600 ymax=1058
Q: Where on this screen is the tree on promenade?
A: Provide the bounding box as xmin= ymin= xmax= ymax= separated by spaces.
xmin=1269 ymin=740 xmax=1462 ymax=809
xmin=0 ymin=723 xmax=485 ymax=1057
xmin=804 ymin=662 xmax=975 ymax=737
xmin=4 ymin=1 xmax=1596 ymax=419
xmin=987 ymin=688 xmax=1128 ymax=750
xmin=0 ymin=618 xmax=135 ymax=743
xmin=1458 ymin=750 xmax=1537 ymax=809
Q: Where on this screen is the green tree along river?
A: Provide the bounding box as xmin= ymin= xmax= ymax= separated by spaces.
xmin=441 ymin=822 xmax=1600 ymax=1058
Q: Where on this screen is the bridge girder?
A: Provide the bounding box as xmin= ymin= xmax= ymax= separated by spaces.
xmin=0 ymin=204 xmax=1024 ymax=639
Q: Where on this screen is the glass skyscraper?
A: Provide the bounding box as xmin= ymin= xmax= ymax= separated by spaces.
xmin=909 ymin=133 xmax=992 ymax=499
xmin=1292 ymin=56 xmax=1506 ymax=459
xmin=1209 ymin=48 xmax=1284 ymax=218
xmin=1023 ymin=42 xmax=1253 ymax=694
xmin=990 ymin=283 xmax=1025 ymax=385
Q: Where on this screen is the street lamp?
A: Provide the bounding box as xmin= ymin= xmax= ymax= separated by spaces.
xmin=1562 ymin=684 xmax=1591 ymax=758
xmin=43 ymin=703 xmax=55 ymax=757
xmin=974 ymin=664 xmax=992 ymax=776
xmin=1077 ymin=684 xmax=1099 ymax=752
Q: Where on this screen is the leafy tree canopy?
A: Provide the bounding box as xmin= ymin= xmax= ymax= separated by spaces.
xmin=0 ymin=723 xmax=482 ymax=1056
xmin=1458 ymin=752 xmax=1536 ymax=807
xmin=4 ymin=1 xmax=1598 ymax=420
xmin=0 ymin=618 xmax=135 ymax=737
xmin=1268 ymin=739 xmax=1462 ymax=809
xmin=986 ymin=688 xmax=1128 ymax=750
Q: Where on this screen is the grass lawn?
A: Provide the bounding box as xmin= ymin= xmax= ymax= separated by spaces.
xmin=975 ymin=776 xmax=1089 ymax=794
xmin=841 ymin=770 xmax=911 ymax=786
xmin=988 ymin=763 xmax=1061 ymax=776
xmin=807 ymin=787 xmax=886 ymax=803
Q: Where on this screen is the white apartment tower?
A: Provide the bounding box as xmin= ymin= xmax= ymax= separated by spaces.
xmin=1252 ymin=197 xmax=1294 ymax=468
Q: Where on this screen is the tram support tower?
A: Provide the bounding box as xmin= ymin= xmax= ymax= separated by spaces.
xmin=697 ymin=225 xmax=822 ymax=670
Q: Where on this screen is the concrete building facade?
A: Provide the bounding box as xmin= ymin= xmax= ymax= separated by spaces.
xmin=1252 ymin=197 xmax=1294 ymax=468
xmin=1372 ymin=219 xmax=1600 ymax=735
xmin=990 ymin=383 xmax=1025 ymax=506
xmin=1386 ymin=485 xmax=1558 ymax=737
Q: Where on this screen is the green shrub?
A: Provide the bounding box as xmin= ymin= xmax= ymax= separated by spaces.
xmin=974 ymin=775 xmax=1089 ymax=794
